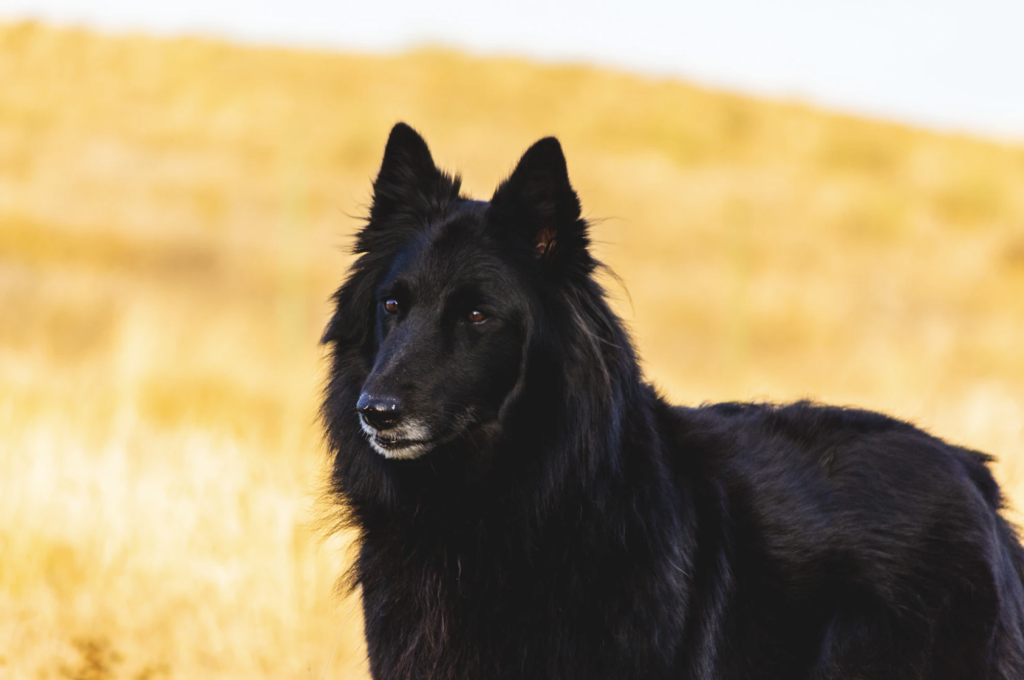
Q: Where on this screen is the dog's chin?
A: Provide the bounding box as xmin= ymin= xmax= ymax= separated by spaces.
xmin=360 ymin=418 xmax=434 ymax=460
xmin=368 ymin=437 xmax=432 ymax=460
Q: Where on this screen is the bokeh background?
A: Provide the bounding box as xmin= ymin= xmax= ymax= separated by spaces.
xmin=1 ymin=4 xmax=1023 ymax=678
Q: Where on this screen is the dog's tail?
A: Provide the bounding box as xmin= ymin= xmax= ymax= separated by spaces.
xmin=991 ymin=514 xmax=1024 ymax=679
xmin=950 ymin=445 xmax=1024 ymax=675
xmin=963 ymin=444 xmax=1024 ymax=676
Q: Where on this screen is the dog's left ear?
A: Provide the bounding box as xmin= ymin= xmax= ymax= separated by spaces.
xmin=489 ymin=137 xmax=590 ymax=269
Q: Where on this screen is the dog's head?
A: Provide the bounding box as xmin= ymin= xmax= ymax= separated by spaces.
xmin=322 ymin=124 xmax=596 ymax=462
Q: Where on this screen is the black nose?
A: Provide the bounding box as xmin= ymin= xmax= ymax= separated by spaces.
xmin=356 ymin=392 xmax=402 ymax=430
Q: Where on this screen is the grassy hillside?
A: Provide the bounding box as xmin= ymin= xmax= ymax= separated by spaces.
xmin=2 ymin=20 xmax=1023 ymax=679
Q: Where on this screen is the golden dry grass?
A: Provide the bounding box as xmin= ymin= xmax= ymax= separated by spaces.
xmin=2 ymin=19 xmax=1024 ymax=679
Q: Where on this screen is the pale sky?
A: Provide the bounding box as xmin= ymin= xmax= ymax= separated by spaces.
xmin=2 ymin=0 xmax=1023 ymax=140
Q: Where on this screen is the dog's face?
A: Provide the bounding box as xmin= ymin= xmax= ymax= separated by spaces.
xmin=324 ymin=124 xmax=592 ymax=462
xmin=357 ymin=205 xmax=530 ymax=459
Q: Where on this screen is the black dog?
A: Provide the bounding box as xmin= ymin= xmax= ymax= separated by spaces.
xmin=321 ymin=123 xmax=1024 ymax=679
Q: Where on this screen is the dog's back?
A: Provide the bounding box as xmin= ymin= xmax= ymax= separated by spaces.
xmin=668 ymin=401 xmax=1024 ymax=678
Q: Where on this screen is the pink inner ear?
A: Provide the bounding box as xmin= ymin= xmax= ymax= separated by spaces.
xmin=534 ymin=225 xmax=557 ymax=258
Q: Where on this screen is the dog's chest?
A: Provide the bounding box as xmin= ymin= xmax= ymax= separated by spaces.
xmin=358 ymin=524 xmax=689 ymax=680
xmin=359 ymin=542 xmax=570 ymax=678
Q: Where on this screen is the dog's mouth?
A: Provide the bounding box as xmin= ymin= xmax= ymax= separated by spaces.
xmin=359 ymin=416 xmax=436 ymax=460
xmin=368 ymin=433 xmax=435 ymax=460
xmin=357 ymin=408 xmax=484 ymax=460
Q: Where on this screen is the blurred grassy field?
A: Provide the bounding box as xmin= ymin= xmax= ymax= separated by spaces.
xmin=2 ymin=19 xmax=1023 ymax=679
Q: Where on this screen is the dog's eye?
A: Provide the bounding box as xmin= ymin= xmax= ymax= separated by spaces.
xmin=467 ymin=310 xmax=487 ymax=325
xmin=384 ymin=299 xmax=400 ymax=314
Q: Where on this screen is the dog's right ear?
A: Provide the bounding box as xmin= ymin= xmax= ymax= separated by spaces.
xmin=329 ymin=125 xmax=458 ymax=347
xmin=368 ymin=123 xmax=460 ymax=225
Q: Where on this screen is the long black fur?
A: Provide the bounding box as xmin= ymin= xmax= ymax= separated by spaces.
xmin=321 ymin=123 xmax=1024 ymax=679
